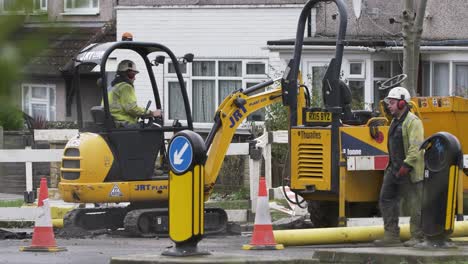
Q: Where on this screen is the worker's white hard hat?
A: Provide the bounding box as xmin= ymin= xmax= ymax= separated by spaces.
xmin=117 ymin=60 xmax=139 ymax=73
xmin=385 ymin=86 xmax=411 ymax=102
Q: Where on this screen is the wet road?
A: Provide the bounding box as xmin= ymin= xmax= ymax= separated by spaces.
xmin=0 ymin=234 xmax=320 ymax=264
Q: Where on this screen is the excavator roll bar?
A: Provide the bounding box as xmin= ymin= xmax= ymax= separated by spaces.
xmin=282 ymin=0 xmax=348 ymax=193
xmin=282 ymin=0 xmax=347 ymax=124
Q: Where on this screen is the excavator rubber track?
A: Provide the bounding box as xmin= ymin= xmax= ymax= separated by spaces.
xmin=63 ymin=206 xmax=228 ymax=237
xmin=204 ymin=208 xmax=229 ymax=235
xmin=123 ymin=208 xmax=169 ymax=237
xmin=63 ymin=207 xmax=127 ymax=231
xmin=123 ymin=207 xmax=229 ymax=237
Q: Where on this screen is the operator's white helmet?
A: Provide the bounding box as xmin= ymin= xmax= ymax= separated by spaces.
xmin=385 ymin=86 xmax=411 ymax=102
xmin=117 ymin=60 xmax=139 ymax=73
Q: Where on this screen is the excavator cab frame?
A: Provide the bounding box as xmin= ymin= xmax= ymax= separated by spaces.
xmin=68 ymin=41 xmax=193 ymax=183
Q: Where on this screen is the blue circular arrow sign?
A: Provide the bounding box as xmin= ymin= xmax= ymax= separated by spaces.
xmin=168 ymin=136 xmax=193 ymax=174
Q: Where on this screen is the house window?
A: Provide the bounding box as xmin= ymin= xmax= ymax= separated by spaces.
xmin=64 ymin=0 xmax=99 ymax=14
xmin=347 ymin=61 xmax=366 ymax=109
xmin=348 ymin=61 xmax=365 ymax=79
xmin=308 ymin=64 xmax=328 ymax=108
xmin=166 ymin=59 xmax=267 ymax=125
xmin=192 ymin=80 xmax=215 ymax=122
xmin=33 ymin=0 xmax=46 ymax=11
xmin=421 ymin=61 xmax=430 ymax=96
xmin=433 ymin=62 xmax=449 ymax=96
xmin=454 ymin=63 xmax=468 ymax=97
xmin=0 ymin=0 xmax=46 ymax=13
xmin=219 ymin=61 xmax=241 ymax=77
xmin=168 ymin=81 xmax=187 ymax=121
xmin=348 ymin=81 xmax=365 ymax=109
xmin=421 ymin=61 xmax=465 ymax=97
xmin=246 ymin=63 xmax=266 ymax=76
xmin=373 ymin=60 xmax=402 ymax=108
xmin=168 ymin=62 xmax=187 ymax=74
xmin=192 ymin=61 xmax=217 ymax=123
xmin=22 ymin=84 xmax=56 ymax=121
xmin=218 ymin=80 xmax=242 ymax=102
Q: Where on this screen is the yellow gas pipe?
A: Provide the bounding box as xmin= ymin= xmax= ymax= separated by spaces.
xmin=273 ymin=221 xmax=468 ymax=246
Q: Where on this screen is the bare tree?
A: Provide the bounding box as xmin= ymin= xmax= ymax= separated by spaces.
xmin=402 ymin=0 xmax=429 ymax=96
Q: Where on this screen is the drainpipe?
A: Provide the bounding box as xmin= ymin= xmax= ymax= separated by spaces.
xmin=266 ymin=45 xmax=377 ymax=52
xmin=385 ymin=46 xmax=468 ymax=52
xmin=268 ymin=45 xmax=468 ymax=53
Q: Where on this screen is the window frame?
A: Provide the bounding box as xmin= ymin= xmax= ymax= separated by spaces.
xmin=245 ymin=61 xmax=267 ymax=78
xmin=348 ymin=61 xmax=365 ymax=79
xmin=344 ymin=60 xmax=367 ymax=109
xmin=165 ymin=58 xmax=268 ymax=128
xmin=431 ymin=61 xmax=451 ymax=96
xmin=0 ymin=0 xmax=47 ymax=14
xmin=419 ymin=59 xmax=468 ymax=97
xmin=453 ymin=62 xmax=468 ymax=97
xmin=372 ymin=60 xmax=402 ymax=108
xmin=63 ymin=0 xmax=99 ymax=15
xmin=167 ymin=61 xmax=188 ymax=76
xmin=346 ymin=80 xmax=366 ymax=110
xmin=307 ymin=61 xmax=330 ymax=108
xmin=22 ymin=83 xmax=56 ymax=121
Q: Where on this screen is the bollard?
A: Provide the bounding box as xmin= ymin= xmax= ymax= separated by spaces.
xmin=418 ymin=132 xmax=462 ymax=247
xmin=162 ymin=130 xmax=208 ymax=257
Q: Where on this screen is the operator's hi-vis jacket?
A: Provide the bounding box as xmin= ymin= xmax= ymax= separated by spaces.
xmin=388 ymin=110 xmax=425 ymax=183
xmin=107 ymin=76 xmax=148 ymax=124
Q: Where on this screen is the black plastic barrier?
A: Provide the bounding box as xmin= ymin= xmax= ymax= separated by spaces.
xmin=420 ymin=132 xmax=462 ymax=238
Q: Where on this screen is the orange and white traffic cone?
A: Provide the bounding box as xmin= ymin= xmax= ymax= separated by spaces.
xmin=20 ymin=178 xmax=67 ymax=252
xmin=243 ymin=177 xmax=284 ymax=250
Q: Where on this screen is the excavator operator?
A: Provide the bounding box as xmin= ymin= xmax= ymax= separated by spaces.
xmin=108 ymin=59 xmax=162 ymax=128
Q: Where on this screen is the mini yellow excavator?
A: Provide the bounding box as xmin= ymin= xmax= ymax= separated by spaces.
xmin=58 ymin=41 xmax=231 ymax=236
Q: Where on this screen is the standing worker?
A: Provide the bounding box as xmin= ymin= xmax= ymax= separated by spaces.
xmin=108 ymin=60 xmax=162 ymax=127
xmin=374 ymin=87 xmax=424 ymax=247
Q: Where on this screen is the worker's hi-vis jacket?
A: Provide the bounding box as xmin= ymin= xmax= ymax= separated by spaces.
xmin=108 ymin=80 xmax=147 ymax=124
xmin=388 ymin=110 xmax=425 ymax=183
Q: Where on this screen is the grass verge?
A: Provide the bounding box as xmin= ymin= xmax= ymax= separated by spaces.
xmin=0 ymin=199 xmax=24 ymax=208
xmin=0 ymin=199 xmax=33 ymax=228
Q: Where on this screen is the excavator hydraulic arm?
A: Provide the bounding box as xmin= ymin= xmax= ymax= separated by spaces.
xmin=203 ymin=75 xmax=308 ymax=197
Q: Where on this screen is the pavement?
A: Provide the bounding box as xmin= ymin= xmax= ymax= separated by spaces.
xmin=110 ymin=241 xmax=468 ymax=264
